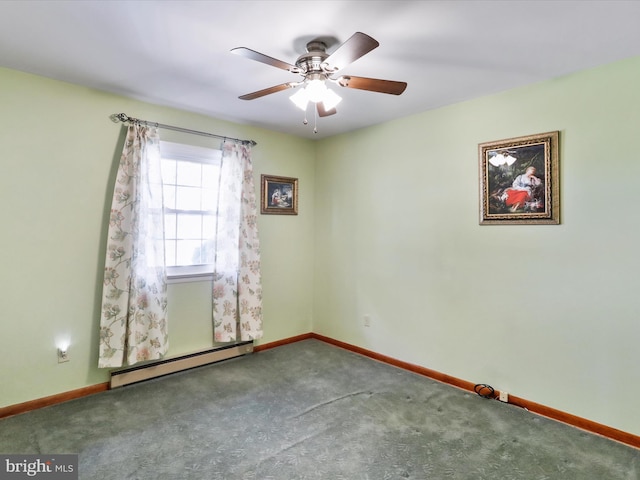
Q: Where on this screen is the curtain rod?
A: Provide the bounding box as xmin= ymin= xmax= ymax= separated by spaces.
xmin=110 ymin=113 xmax=257 ymax=146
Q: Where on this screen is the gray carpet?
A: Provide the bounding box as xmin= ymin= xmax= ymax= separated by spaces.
xmin=1 ymin=339 xmax=638 ymax=479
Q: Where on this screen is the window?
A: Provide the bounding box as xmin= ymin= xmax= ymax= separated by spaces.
xmin=160 ymin=141 xmax=222 ymax=280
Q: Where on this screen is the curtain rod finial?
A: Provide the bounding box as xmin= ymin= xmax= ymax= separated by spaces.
xmin=110 ymin=113 xmax=130 ymax=124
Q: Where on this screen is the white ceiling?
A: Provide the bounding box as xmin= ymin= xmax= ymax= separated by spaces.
xmin=2 ymin=0 xmax=640 ymax=140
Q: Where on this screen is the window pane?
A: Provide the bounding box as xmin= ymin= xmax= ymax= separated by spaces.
xmin=164 ymin=213 xmax=177 ymax=239
xmin=202 ymin=164 xmax=219 ymax=188
xmin=160 ymin=142 xmax=222 ymax=275
xmin=162 ymin=159 xmax=177 ymax=184
xmin=163 ymin=185 xmax=176 ymax=209
xmin=176 ymin=161 xmax=201 ymax=187
xmin=202 ymin=188 xmax=217 ymax=210
xmin=177 ymin=213 xmax=202 ymax=239
xmin=201 ymin=239 xmax=216 ymax=264
xmin=175 ymin=240 xmax=202 ymax=265
xmin=202 ymin=214 xmax=216 ymax=238
xmin=176 ymin=186 xmax=202 ymax=210
xmin=165 ymin=240 xmax=177 ymax=266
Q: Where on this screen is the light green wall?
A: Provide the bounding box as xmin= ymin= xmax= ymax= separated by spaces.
xmin=313 ymin=56 xmax=640 ymax=436
xmin=0 ymin=67 xmax=315 ymax=407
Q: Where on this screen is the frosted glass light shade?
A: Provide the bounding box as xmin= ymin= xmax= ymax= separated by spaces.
xmin=322 ymin=89 xmax=342 ymax=110
xmin=290 ymin=88 xmax=309 ymax=110
xmin=305 ymin=79 xmax=327 ymax=102
xmin=289 ymin=80 xmax=342 ymax=112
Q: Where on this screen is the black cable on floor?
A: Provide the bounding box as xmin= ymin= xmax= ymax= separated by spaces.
xmin=474 ymin=383 xmax=495 ymax=399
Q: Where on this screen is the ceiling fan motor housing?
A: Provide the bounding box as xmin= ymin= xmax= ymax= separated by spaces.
xmin=295 ymin=41 xmax=331 ymax=76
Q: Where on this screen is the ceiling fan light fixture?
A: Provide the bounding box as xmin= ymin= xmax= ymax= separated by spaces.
xmin=234 ymin=32 xmax=407 ymax=128
xmin=322 ymin=88 xmax=342 ymax=110
xmin=290 ymin=79 xmax=342 ymax=112
xmin=305 ymin=78 xmax=327 ymax=103
xmin=290 ymin=87 xmax=310 ymax=110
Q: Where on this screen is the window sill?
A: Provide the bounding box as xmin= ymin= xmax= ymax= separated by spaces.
xmin=166 ymin=273 xmax=213 ymax=284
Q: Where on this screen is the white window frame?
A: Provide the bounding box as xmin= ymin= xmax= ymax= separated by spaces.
xmin=160 ymin=141 xmax=222 ymax=283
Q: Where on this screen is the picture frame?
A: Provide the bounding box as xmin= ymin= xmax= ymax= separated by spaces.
xmin=260 ymin=174 xmax=298 ymax=215
xmin=479 ymin=131 xmax=559 ymax=225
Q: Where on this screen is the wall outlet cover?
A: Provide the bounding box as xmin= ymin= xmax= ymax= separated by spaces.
xmin=57 ymin=348 xmax=69 ymax=363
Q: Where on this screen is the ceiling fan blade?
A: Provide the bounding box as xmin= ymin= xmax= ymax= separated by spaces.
xmin=239 ymin=83 xmax=294 ymax=100
xmin=336 ymin=75 xmax=407 ymax=95
xmin=317 ymin=103 xmax=337 ymax=117
xmin=231 ymin=47 xmax=298 ymax=72
xmin=323 ymin=32 xmax=379 ymax=71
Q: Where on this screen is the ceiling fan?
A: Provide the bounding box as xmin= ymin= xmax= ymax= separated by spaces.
xmin=231 ymin=32 xmax=407 ymax=126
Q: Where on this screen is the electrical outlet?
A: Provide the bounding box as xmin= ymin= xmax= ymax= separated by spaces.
xmin=57 ymin=348 xmax=69 ymax=363
xmin=364 ymin=314 xmax=371 ymax=327
xmin=499 ymin=391 xmax=509 ymax=403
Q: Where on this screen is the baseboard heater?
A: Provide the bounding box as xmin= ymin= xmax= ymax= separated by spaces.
xmin=110 ymin=341 xmax=254 ymax=388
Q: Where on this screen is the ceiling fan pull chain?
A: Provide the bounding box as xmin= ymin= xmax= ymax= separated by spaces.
xmin=313 ymin=105 xmax=318 ymax=134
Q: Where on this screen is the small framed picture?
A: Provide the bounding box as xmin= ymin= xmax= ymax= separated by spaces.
xmin=260 ymin=174 xmax=298 ymax=215
xmin=479 ymin=131 xmax=560 ymax=225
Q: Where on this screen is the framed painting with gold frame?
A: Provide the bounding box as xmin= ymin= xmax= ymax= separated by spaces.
xmin=260 ymin=174 xmax=298 ymax=215
xmin=479 ymin=131 xmax=559 ymax=225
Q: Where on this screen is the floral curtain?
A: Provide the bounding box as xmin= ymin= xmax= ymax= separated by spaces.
xmin=213 ymin=142 xmax=263 ymax=342
xmin=98 ymin=124 xmax=169 ymax=368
